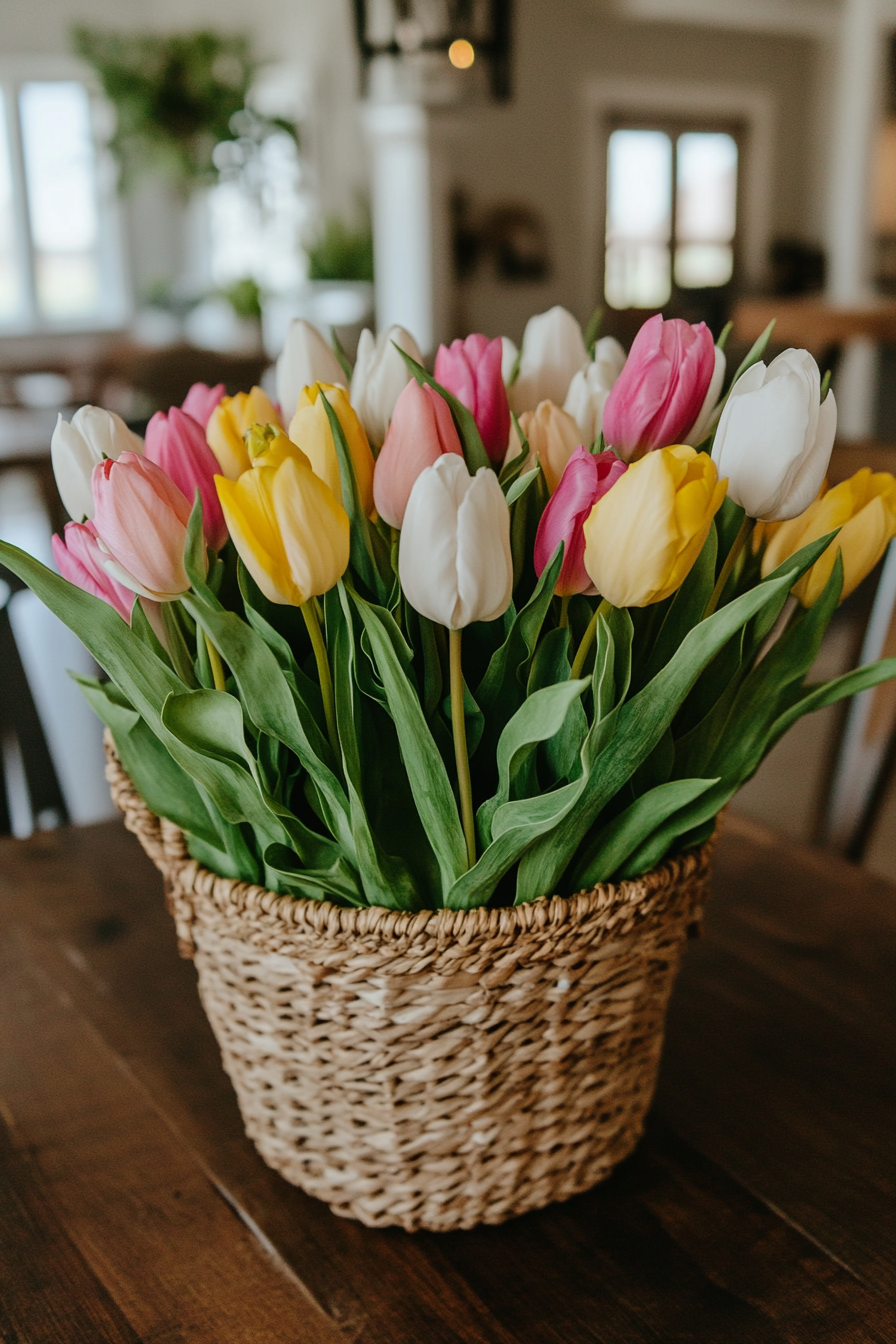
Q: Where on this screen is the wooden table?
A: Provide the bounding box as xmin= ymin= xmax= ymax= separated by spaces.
xmin=733 ymin=296 xmax=896 ymax=352
xmin=1 ymin=815 xmax=894 ymax=1343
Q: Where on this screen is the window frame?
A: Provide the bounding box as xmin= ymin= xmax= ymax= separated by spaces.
xmin=604 ymin=113 xmax=746 ymax=311
xmin=581 ymin=76 xmax=774 ymax=316
xmin=0 ymin=55 xmax=131 ymax=338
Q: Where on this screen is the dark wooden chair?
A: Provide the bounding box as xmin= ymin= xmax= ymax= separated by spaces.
xmin=0 ymin=567 xmax=68 ymax=836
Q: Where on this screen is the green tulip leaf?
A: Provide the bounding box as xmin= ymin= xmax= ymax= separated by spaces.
xmin=349 ymin=587 xmax=468 ymax=900
xmin=477 ymin=678 xmax=588 ymax=846
xmin=571 ymin=776 xmax=720 ymax=889
xmin=331 ymin=585 xmax=419 ymax=909
xmin=73 ymin=672 xmax=223 ymax=851
xmin=504 ymin=465 xmax=542 ymax=507
xmin=514 ymin=562 xmax=799 ymax=904
xmin=319 ymin=392 xmax=390 ymax=603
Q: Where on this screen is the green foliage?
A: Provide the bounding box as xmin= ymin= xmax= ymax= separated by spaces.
xmin=5 ymin=370 xmax=896 ymax=913
xmin=306 ymin=216 xmax=374 ymax=283
xmin=72 ymin=26 xmax=294 ymax=190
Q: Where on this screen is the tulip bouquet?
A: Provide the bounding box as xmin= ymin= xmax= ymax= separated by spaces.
xmin=3 ymin=307 xmax=896 ymax=912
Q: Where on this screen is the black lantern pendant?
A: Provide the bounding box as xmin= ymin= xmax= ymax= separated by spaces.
xmin=353 ymin=0 xmax=512 ymax=104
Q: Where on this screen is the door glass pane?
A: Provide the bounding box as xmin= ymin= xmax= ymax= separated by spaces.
xmin=19 ymin=82 xmax=101 ymax=320
xmin=675 ymin=132 xmax=737 ymax=288
xmin=0 ymin=101 xmax=22 ymax=322
xmin=605 ymin=129 xmax=672 ymax=308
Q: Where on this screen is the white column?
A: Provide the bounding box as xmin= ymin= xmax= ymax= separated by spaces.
xmin=363 ymin=102 xmax=453 ymax=357
xmin=825 ymin=0 xmax=886 ymax=439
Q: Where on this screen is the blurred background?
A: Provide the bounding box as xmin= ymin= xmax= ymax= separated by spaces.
xmin=4 ymin=0 xmax=896 ymax=875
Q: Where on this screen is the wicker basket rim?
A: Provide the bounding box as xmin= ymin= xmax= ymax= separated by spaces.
xmin=105 ymin=731 xmax=712 ymax=945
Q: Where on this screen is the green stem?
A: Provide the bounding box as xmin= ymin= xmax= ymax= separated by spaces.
xmin=558 ymin=593 xmax=571 ymax=630
xmin=204 ymin=633 xmax=226 ymax=692
xmin=301 ymin=599 xmax=339 ymax=761
xmin=449 ymin=627 xmax=476 ymax=870
xmin=704 ymin=515 xmax=753 ymax=618
xmin=570 ymin=601 xmax=607 ymax=680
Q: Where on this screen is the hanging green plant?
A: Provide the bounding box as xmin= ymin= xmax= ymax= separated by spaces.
xmin=72 ymin=26 xmax=294 ymax=191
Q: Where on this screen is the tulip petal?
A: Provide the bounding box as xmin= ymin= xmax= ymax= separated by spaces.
xmin=455 ymin=468 xmax=513 ymax=626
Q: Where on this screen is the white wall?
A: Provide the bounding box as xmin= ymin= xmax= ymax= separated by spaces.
xmin=445 ymin=0 xmax=821 ymax=344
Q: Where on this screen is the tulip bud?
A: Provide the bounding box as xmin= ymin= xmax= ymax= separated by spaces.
xmin=501 ymin=336 xmax=518 ymax=386
xmin=562 ymin=336 xmax=627 ymax=445
xmin=507 ymin=400 xmax=582 ymax=494
xmin=51 ymin=520 xmax=134 ymax=622
xmin=145 ymin=406 xmax=228 ymax=551
xmin=583 ymin=444 xmax=726 ymax=607
xmin=374 ymin=380 xmax=464 ymax=528
xmin=510 ymin=306 xmax=589 ymax=414
xmin=534 ymin=447 xmax=627 ymax=597
xmin=289 ymin=382 xmax=375 ymax=517
xmin=685 ymin=346 xmax=726 ymax=446
xmin=760 ymin=468 xmax=896 ymax=606
xmin=350 ymin=325 xmax=423 ymax=448
xmin=215 ymin=435 xmax=350 ymax=606
xmin=276 ymin=318 xmax=345 ymax=421
xmin=399 ymin=454 xmax=513 ymax=629
xmin=711 ymin=349 xmax=837 ymax=522
xmin=602 ymin=315 xmax=716 ymax=462
xmin=206 ymin=387 xmax=281 ymax=481
xmin=434 ymin=333 xmax=510 ymax=466
xmin=181 ymin=382 xmax=225 ymax=429
xmin=51 ymin=406 xmax=144 ymax=523
xmin=91 ymin=452 xmax=197 ymax=601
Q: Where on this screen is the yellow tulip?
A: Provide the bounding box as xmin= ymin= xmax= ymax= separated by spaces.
xmin=206 ymin=387 xmax=281 ymax=480
xmin=215 ymin=431 xmax=349 ymax=606
xmin=505 ymin=400 xmax=581 ymax=494
xmin=289 ymin=382 xmax=375 ymax=517
xmin=583 ymin=444 xmax=727 ymax=607
xmin=760 ymin=468 xmax=896 ymax=606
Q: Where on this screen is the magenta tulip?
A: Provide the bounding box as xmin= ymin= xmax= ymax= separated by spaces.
xmin=602 ymin=315 xmax=716 ymax=461
xmin=434 ymin=334 xmax=510 ymax=466
xmin=145 ymin=405 xmax=228 ymax=551
xmin=92 ymin=452 xmax=197 ymax=601
xmin=534 ymin=447 xmax=627 ymax=597
xmin=52 ymin=520 xmax=134 ymax=621
xmin=373 ymin=380 xmax=464 ymax=528
xmin=181 ymin=381 xmax=225 ymax=428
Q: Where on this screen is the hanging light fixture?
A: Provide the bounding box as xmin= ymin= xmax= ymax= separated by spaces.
xmin=353 ymin=0 xmax=512 ymax=104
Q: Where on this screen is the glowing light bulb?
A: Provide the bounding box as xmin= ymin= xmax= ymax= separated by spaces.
xmin=448 ymin=39 xmax=475 ymax=69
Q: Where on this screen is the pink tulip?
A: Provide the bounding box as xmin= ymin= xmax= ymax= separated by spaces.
xmin=52 ymin=520 xmax=134 ymax=622
xmin=145 ymin=406 xmax=228 ymax=551
xmin=434 ymin=334 xmax=510 ymax=466
xmin=373 ymin=380 xmax=464 ymax=528
xmin=534 ymin=447 xmax=627 ymax=597
xmin=181 ymin=381 xmax=225 ymax=428
xmin=92 ymin=452 xmax=196 ymax=601
xmin=602 ymin=315 xmax=716 ymax=461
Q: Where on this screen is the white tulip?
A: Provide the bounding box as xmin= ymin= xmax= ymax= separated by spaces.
xmin=399 ymin=454 xmax=513 ymax=629
xmin=501 ymin=336 xmax=519 ymax=386
xmin=711 ymin=349 xmax=837 ymax=522
xmin=275 ymin=319 xmax=345 ymax=420
xmin=510 ymin=306 xmax=589 ymax=414
xmin=563 ymin=336 xmax=627 ymax=443
xmin=51 ymin=406 xmax=143 ymax=523
xmin=350 ymin=324 xmax=422 ymax=448
xmin=685 ymin=345 xmax=727 ymax=446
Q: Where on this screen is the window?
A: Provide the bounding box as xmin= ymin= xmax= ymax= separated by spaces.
xmin=605 ymin=123 xmax=739 ymax=310
xmin=0 ymin=71 xmax=127 ymax=333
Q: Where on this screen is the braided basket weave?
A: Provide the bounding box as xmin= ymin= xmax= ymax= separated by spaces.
xmin=105 ymin=735 xmax=711 ymax=1232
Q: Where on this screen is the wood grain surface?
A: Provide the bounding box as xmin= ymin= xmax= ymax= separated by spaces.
xmin=1 ymin=814 xmax=894 ymax=1343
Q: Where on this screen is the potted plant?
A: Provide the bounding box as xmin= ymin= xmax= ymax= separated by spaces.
xmin=3 ymin=307 xmax=894 ymax=1232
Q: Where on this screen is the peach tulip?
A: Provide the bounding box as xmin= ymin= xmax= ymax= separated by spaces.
xmin=373 ymin=380 xmax=464 ymax=528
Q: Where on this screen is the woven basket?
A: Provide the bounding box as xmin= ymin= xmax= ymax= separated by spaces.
xmin=105 ymin=734 xmax=711 ymax=1232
